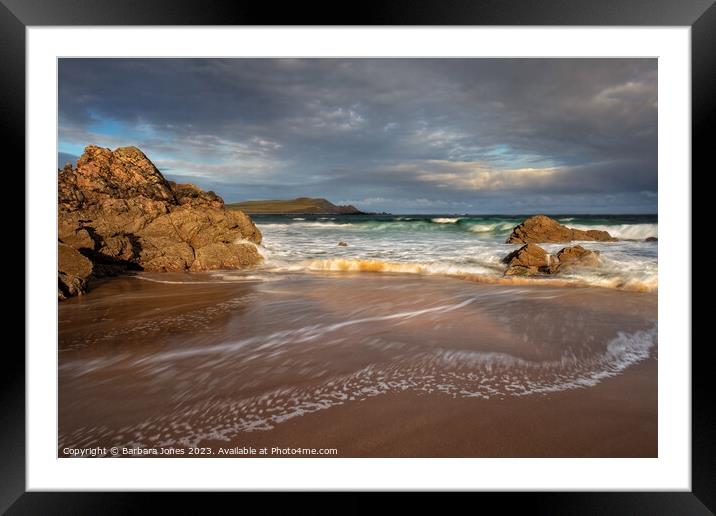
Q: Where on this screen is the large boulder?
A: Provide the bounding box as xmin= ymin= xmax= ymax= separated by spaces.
xmin=502 ymin=243 xmax=554 ymax=276
xmin=554 ymin=245 xmax=601 ymax=269
xmin=137 ymin=205 xmax=262 ymax=271
xmin=506 ymin=215 xmax=616 ymax=244
xmin=502 ymin=243 xmax=602 ymax=276
xmin=58 ymin=145 xmax=263 ymax=298
xmin=58 ymin=242 xmax=94 ymax=299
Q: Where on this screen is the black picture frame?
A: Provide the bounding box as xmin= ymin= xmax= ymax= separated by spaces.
xmin=5 ymin=0 xmax=710 ymax=512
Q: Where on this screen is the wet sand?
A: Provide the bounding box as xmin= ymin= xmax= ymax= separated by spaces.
xmin=58 ymin=271 xmax=657 ymax=457
xmin=219 ymin=360 xmax=656 ymax=458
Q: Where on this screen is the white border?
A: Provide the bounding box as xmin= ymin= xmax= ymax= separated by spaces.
xmin=27 ymin=27 xmax=690 ymax=491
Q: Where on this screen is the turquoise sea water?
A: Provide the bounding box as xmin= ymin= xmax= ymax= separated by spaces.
xmin=250 ymin=214 xmax=658 ymax=291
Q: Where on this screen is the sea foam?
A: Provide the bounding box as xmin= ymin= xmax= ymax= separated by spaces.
xmin=296 ymin=257 xmax=657 ymax=292
xmin=570 ymin=223 xmax=657 ymax=240
xmin=60 ymin=324 xmax=657 ymax=450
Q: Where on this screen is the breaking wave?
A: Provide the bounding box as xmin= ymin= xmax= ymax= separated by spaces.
xmin=253 ymin=214 xmax=658 ymax=294
xmin=570 ymin=223 xmax=657 ymax=240
xmin=466 ymin=222 xmax=517 ymax=233
xmin=297 ymin=258 xmax=656 ymax=292
xmin=256 ymin=217 xmax=657 ymax=240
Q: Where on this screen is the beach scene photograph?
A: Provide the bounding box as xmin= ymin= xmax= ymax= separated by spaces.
xmin=57 ymin=58 xmax=657 ymax=458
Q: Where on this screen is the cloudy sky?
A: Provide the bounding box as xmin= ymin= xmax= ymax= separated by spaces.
xmin=58 ymin=58 xmax=657 ymax=214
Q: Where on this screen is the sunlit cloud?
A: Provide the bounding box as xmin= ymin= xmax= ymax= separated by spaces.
xmin=407 ymin=160 xmax=563 ymax=191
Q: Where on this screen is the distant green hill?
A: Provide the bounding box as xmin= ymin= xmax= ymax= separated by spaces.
xmin=226 ymin=197 xmax=364 ymax=215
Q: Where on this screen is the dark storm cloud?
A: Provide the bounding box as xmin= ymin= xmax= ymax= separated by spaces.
xmin=58 ymin=58 xmax=657 ymax=213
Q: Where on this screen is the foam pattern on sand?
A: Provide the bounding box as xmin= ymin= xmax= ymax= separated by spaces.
xmin=59 ymin=307 xmax=656 ymax=451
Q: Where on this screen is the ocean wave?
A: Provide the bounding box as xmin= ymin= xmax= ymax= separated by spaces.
xmin=256 ymin=218 xmax=657 ymax=240
xmin=299 ymin=258 xmax=656 ymax=292
xmin=466 ymin=222 xmax=516 ymax=233
xmin=570 ymin=223 xmax=657 ymax=240
xmin=307 ymin=258 xmax=430 ymax=274
xmin=259 ymin=218 xmax=517 ymax=233
xmin=258 ymin=221 xmax=353 ymax=229
xmin=254 ymin=217 xmax=657 ymax=293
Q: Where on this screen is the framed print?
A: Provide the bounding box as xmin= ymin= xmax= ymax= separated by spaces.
xmin=5 ymin=0 xmax=711 ymax=511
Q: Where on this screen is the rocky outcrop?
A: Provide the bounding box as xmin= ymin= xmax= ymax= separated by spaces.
xmin=503 ymin=243 xmax=601 ymax=276
xmin=169 ymin=181 xmax=224 ymax=209
xmin=554 ymin=245 xmax=601 ymax=269
xmin=502 ymin=243 xmax=553 ymax=276
xmin=58 ymin=146 xmax=175 ymax=211
xmin=190 ymin=242 xmax=262 ymax=271
xmin=506 ymin=215 xmax=616 ymax=244
xmin=58 ymin=242 xmax=94 ymax=299
xmin=58 ymin=145 xmax=263 ymax=299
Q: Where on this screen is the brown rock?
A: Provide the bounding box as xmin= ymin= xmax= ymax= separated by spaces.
xmin=502 ymin=243 xmax=554 ymax=276
xmin=151 ymin=206 xmax=261 ymax=250
xmin=645 ymin=236 xmax=657 ymax=242
xmin=506 ymin=215 xmax=617 ymax=244
xmin=58 ymin=225 xmax=97 ymax=251
xmin=58 ymin=145 xmax=264 ymax=298
xmin=59 ymin=145 xmax=175 ymax=211
xmin=190 ymin=243 xmax=262 ymax=271
xmin=100 ymin=234 xmax=139 ymax=262
xmin=555 ymin=245 xmax=601 ymax=269
xmin=141 ymin=242 xmax=195 ymax=272
xmin=58 ymin=242 xmax=93 ymax=299
xmin=502 ymin=243 xmax=603 ymax=276
xmin=169 ymin=181 xmax=224 ymax=209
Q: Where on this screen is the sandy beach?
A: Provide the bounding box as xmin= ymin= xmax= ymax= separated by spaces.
xmin=59 ymin=271 xmax=657 ymax=457
xmin=54 ymin=57 xmax=660 ymax=462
